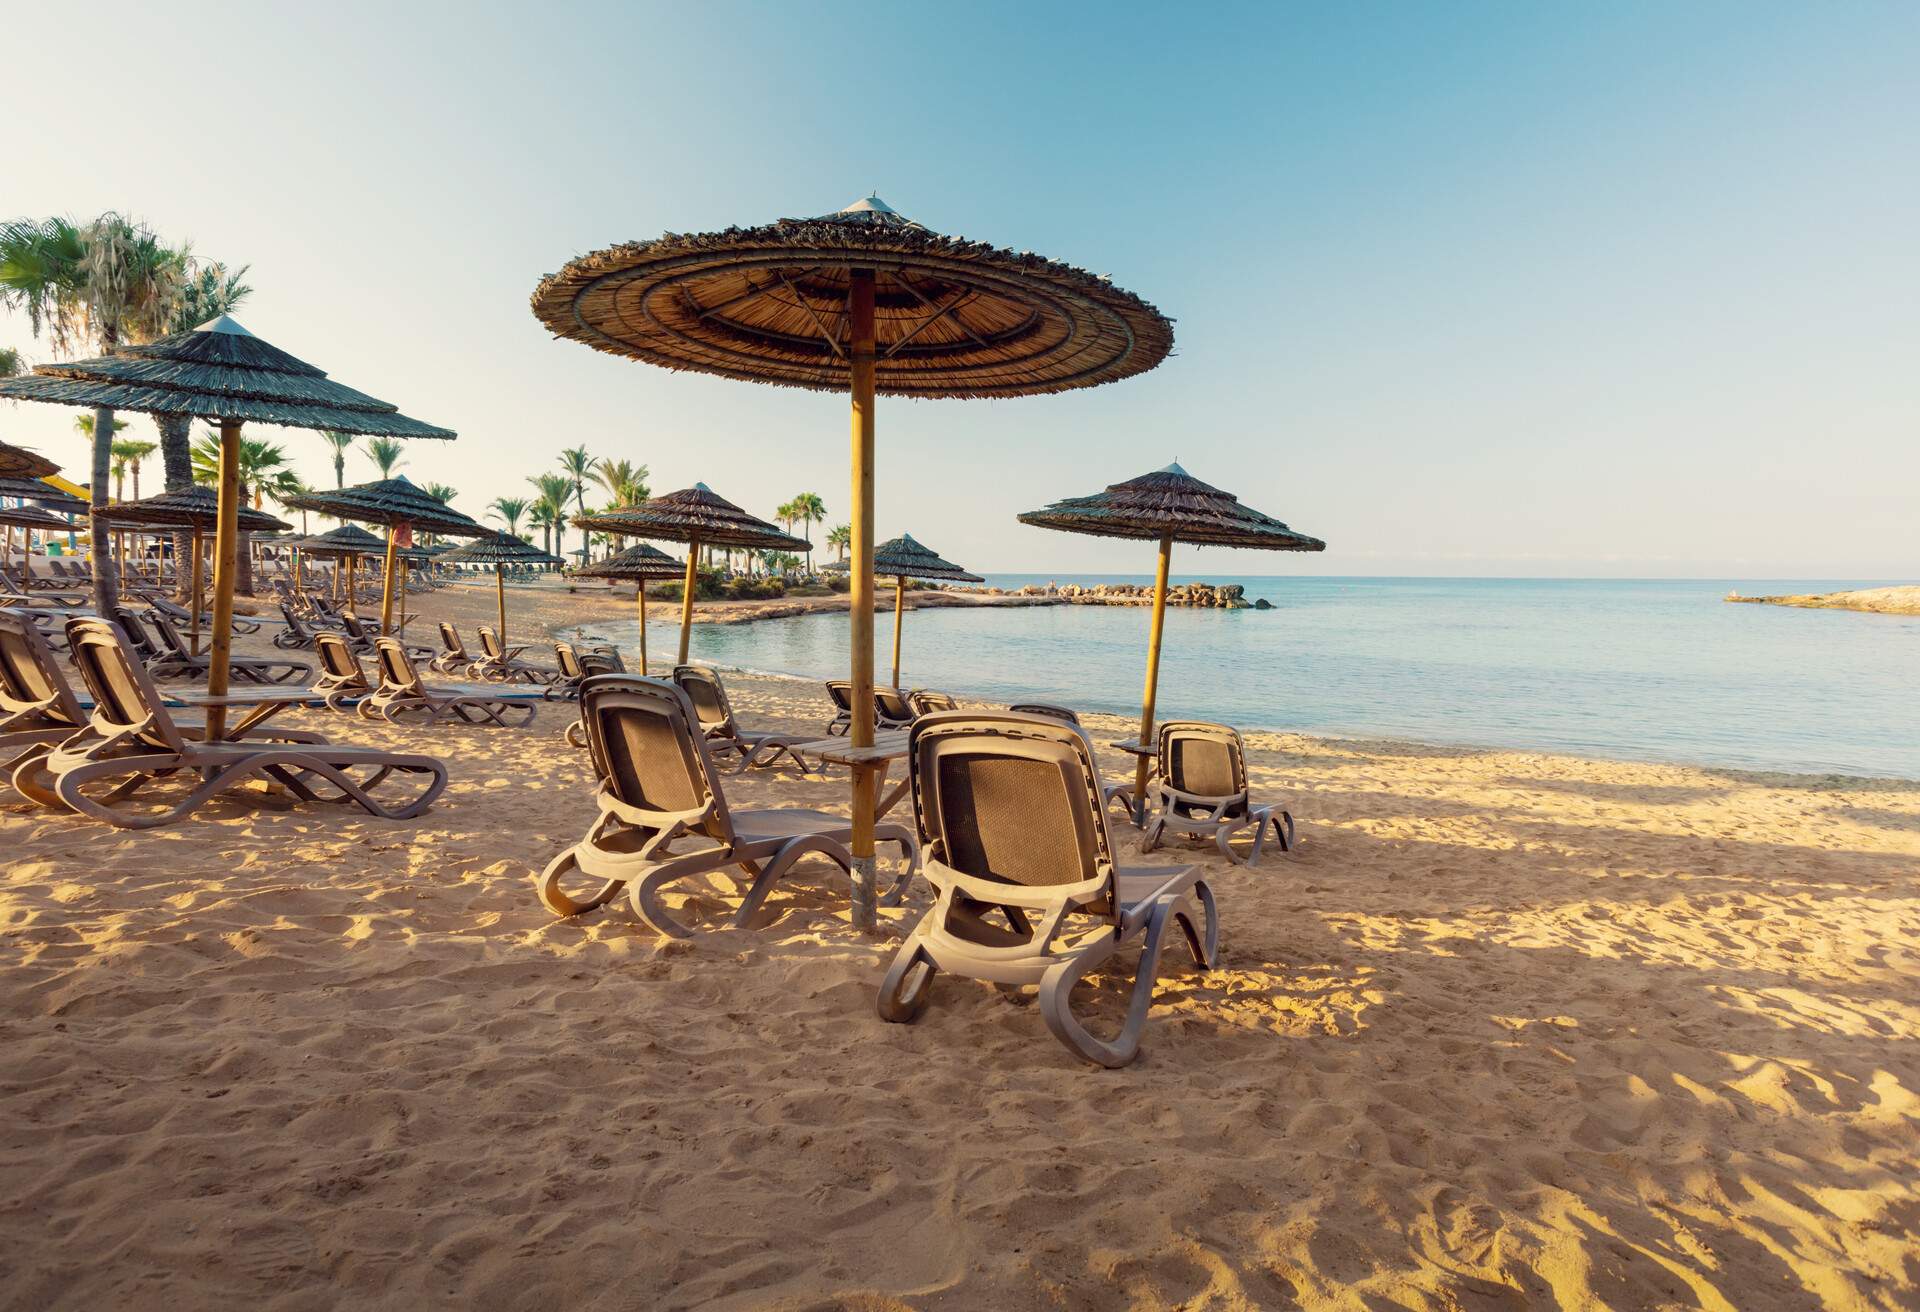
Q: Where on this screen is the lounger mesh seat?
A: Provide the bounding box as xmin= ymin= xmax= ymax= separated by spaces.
xmin=538 ymin=675 xmax=916 ymax=937
xmin=1139 ymin=721 xmax=1295 ymax=864
xmin=878 ymin=710 xmax=1217 ymax=1068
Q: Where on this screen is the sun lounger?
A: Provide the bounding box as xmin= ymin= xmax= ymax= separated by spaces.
xmin=877 ymin=710 xmax=1218 ymax=1068
xmin=908 ymin=689 xmax=958 ymax=716
xmin=473 ymin=625 xmax=558 ymax=686
xmin=275 ymin=602 xmax=342 ymax=650
xmin=537 ymin=674 xmax=916 ymax=936
xmin=431 ymin=622 xmax=476 ymax=675
xmin=824 ymin=680 xmax=855 ymax=735
xmin=874 ymin=686 xmax=917 ymax=729
xmin=672 ymin=664 xmax=812 ymax=771
xmin=32 ymin=617 xmax=443 ymax=829
xmin=1138 ymin=721 xmax=1294 ymax=864
xmin=560 ymin=644 xmax=626 ymax=746
xmin=1008 ymin=702 xmax=1079 ymax=724
xmin=359 ymin=637 xmax=538 ymax=727
xmin=141 ymin=608 xmax=311 ymax=685
xmin=312 ymin=632 xmax=375 ymax=710
xmin=150 ymin=594 xmax=260 ymax=635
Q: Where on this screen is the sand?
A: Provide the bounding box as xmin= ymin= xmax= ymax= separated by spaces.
xmin=2 ymin=581 xmax=1917 ymax=1310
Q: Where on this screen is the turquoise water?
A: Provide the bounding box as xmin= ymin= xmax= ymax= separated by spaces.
xmin=580 ymin=577 xmax=1920 ymax=779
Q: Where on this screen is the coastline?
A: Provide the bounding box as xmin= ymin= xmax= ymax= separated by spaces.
xmin=1726 ymin=584 xmax=1920 ymax=616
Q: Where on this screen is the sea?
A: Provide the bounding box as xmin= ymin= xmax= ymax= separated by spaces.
xmin=578 ymin=576 xmax=1920 ymax=780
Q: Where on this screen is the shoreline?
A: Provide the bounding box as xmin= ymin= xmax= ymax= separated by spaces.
xmin=1725 ymin=584 xmax=1920 ymax=616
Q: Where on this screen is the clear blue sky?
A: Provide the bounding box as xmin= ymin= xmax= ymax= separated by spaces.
xmin=2 ymin=1 xmax=1914 ymax=577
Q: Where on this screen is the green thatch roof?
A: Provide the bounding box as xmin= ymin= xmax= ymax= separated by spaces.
xmin=288 ymin=524 xmax=386 ymax=557
xmin=1018 ymin=463 xmax=1326 ymax=552
xmin=0 ymin=477 xmax=86 ymax=515
xmin=94 ymin=485 xmax=290 ymax=532
xmin=437 ymin=530 xmax=564 ymax=567
xmin=0 ymin=441 xmax=58 ymax=480
xmin=281 ymin=475 xmax=483 ymax=537
xmin=871 ymin=533 xmax=982 ymax=582
xmin=573 ymin=483 xmax=808 ymax=551
xmin=0 ymin=317 xmax=456 ymax=439
xmin=531 ymin=195 xmax=1173 ymax=400
xmin=569 ymin=540 xmax=686 ymax=581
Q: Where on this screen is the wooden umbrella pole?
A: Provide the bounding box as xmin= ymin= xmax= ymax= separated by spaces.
xmin=637 ymin=579 xmax=649 ymax=676
xmin=847 ymin=269 xmax=879 ymax=931
xmin=205 ymin=420 xmax=243 ymax=742
xmin=379 ymin=527 xmax=400 ymax=630
xmin=677 ymin=531 xmax=699 ymax=665
xmin=1134 ymin=533 xmax=1174 ymax=816
xmin=189 ymin=527 xmax=204 ymax=656
xmin=345 ymin=554 xmax=356 ymax=611
xmin=890 ymin=574 xmax=905 ymax=688
xmin=495 ymin=566 xmax=507 ymax=645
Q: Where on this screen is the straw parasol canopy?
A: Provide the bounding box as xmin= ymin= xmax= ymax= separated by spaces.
xmin=94 ymin=485 xmax=290 ymax=533
xmin=0 ymin=315 xmax=452 ymax=739
xmin=574 ymin=483 xmax=807 ymax=666
xmin=439 ymin=532 xmax=564 ymax=646
xmin=291 ymin=524 xmax=386 ymax=557
xmin=533 ymin=194 xmax=1170 ymax=928
xmin=1019 ymin=462 xmax=1325 ymax=813
xmin=282 ymin=475 xmax=484 ymax=628
xmin=0 ymin=477 xmax=88 ymax=516
xmin=567 ymin=541 xmax=686 ymax=677
xmin=869 ymin=533 xmax=983 ymax=688
xmin=0 ymin=442 xmax=59 ymax=480
xmin=0 ymin=503 xmax=69 ymax=531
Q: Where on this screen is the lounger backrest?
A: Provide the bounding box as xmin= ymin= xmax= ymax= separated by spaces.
xmin=874 ymin=687 xmax=915 ymax=723
xmin=553 ymin=642 xmax=584 ymax=680
xmin=63 ymin=617 xmax=189 ymax=752
xmin=908 ymin=689 xmax=958 ymax=715
xmin=579 ymin=647 xmax=625 ymax=676
xmin=671 ymin=664 xmax=735 ymax=736
xmin=314 ymin=632 xmax=368 ymax=686
xmin=579 ymin=675 xmax=733 ymax=841
xmin=825 ymin=681 xmax=853 ymax=713
xmin=908 ymin=711 xmax=1116 ymax=913
xmin=372 ymin=637 xmax=422 ymax=693
xmin=110 ymin=609 xmax=162 ymax=661
xmin=1157 ymin=721 xmax=1248 ymax=802
xmin=1007 ymin=702 xmax=1080 ymax=725
xmin=145 ymin=609 xmax=191 ymax=655
xmin=0 ymin=610 xmax=85 ymax=728
xmin=477 ymin=626 xmax=504 ymax=660
xmin=438 ymin=623 xmax=465 ymax=658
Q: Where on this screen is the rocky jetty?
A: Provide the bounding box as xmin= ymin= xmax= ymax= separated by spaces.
xmin=1725 ymin=586 xmax=1920 ymax=617
xmin=961 ymin=581 xmax=1251 ymax=609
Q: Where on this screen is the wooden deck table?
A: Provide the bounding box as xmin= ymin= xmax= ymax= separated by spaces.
xmin=787 ymin=729 xmax=915 ymax=819
xmin=1109 ymin=738 xmax=1158 ymax=826
xmin=169 ymin=688 xmax=325 ymax=742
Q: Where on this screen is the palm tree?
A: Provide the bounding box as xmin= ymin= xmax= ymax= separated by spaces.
xmin=421 ymin=483 xmax=458 ymax=504
xmin=190 ymin=429 xmax=293 ymax=594
xmin=827 ymin=523 xmax=851 ymax=561
xmin=318 ymin=431 xmax=357 ymax=489
xmin=0 ymin=346 xmax=22 ymax=378
xmin=365 ymin=437 xmax=406 ymax=478
xmin=527 ymin=473 xmax=572 ymax=557
xmin=789 ymin=492 xmax=826 ymax=551
xmin=2 ymin=214 xmax=189 ymax=612
xmin=111 ymin=438 xmax=157 ymax=500
xmin=557 ymin=447 xmax=597 ymax=563
xmin=595 ymin=458 xmax=650 ymax=508
xmin=528 ymin=500 xmax=558 ymax=556
xmin=488 ymin=497 xmax=530 ymax=538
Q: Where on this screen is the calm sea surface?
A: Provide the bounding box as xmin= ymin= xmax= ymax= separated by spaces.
xmin=579 ymin=577 xmax=1919 ymax=779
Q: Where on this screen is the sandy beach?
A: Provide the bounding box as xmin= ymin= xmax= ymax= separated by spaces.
xmin=2 ymin=580 xmax=1917 ymax=1310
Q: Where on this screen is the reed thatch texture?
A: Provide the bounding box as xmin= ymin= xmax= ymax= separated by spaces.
xmin=282 ymin=476 xmax=484 ymax=538
xmin=94 ymin=485 xmax=290 ymax=533
xmin=437 ymin=531 xmax=564 ymax=567
xmin=871 ymin=534 xmax=982 ymax=583
xmin=573 ymin=483 xmax=809 ymax=551
xmin=0 ymin=442 xmax=59 ymax=480
xmin=288 ymin=524 xmax=386 ymax=558
xmin=531 ymin=196 xmax=1173 ymax=399
xmin=0 ymin=503 xmax=70 ymax=531
xmin=0 ymin=478 xmax=88 ymax=516
xmin=570 ymin=541 xmax=686 ymax=581
xmin=1018 ymin=463 xmax=1326 ymax=552
xmin=0 ymin=317 xmax=457 ymax=439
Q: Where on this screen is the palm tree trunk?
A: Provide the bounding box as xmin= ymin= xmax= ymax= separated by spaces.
xmin=89 ymin=404 xmax=121 ymax=615
xmin=158 ymin=413 xmax=195 ymax=599
xmin=132 ymin=461 xmax=142 ymax=500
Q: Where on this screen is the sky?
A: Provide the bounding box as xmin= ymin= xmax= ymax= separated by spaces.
xmin=1 ymin=1 xmax=1914 ymax=578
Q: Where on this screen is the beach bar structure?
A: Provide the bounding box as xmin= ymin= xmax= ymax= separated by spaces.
xmin=533 ymin=194 xmax=1170 ymax=926
xmin=1020 ymin=463 xmax=1325 ymax=811
xmin=0 ymin=316 xmax=454 ymax=739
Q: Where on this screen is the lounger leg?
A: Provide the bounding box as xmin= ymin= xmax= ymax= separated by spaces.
xmin=1038 ymin=930 xmax=1152 ymax=1068
xmin=730 ymin=834 xmax=854 ymax=928
xmin=1172 ymin=879 xmax=1218 ymax=969
xmin=1272 ymin=809 xmax=1296 ymax=853
xmin=535 ymin=847 xmax=626 ymax=917
xmin=876 ymin=935 xmax=938 ymax=1023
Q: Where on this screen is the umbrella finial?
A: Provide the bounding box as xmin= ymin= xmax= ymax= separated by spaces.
xmin=192 ymin=314 xmax=256 ymax=337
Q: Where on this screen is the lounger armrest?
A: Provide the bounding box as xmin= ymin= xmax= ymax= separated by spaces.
xmin=1151 ymin=782 xmax=1242 ymax=822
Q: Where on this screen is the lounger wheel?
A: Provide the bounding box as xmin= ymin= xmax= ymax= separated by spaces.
xmin=877 ymin=940 xmax=938 ymax=1023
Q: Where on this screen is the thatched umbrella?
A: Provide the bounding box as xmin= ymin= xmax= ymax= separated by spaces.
xmin=289 ymin=524 xmax=386 ymax=605
xmin=0 ymin=477 xmax=87 ymax=515
xmin=573 ymin=484 xmax=806 ymax=666
xmin=534 ymin=194 xmax=1169 ymax=926
xmin=0 ymin=442 xmax=58 ymax=480
xmin=282 ymin=476 xmax=483 ymax=630
xmin=0 ymin=316 xmax=452 ymax=738
xmin=569 ymin=541 xmax=685 ymax=675
xmin=1019 ymin=462 xmax=1325 ymax=807
xmin=97 ymin=486 xmax=290 ymax=654
xmin=0 ymin=502 xmax=69 ymax=589
xmin=870 ymin=534 xmax=982 ymax=688
xmin=436 ymin=531 xmax=564 ymax=647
